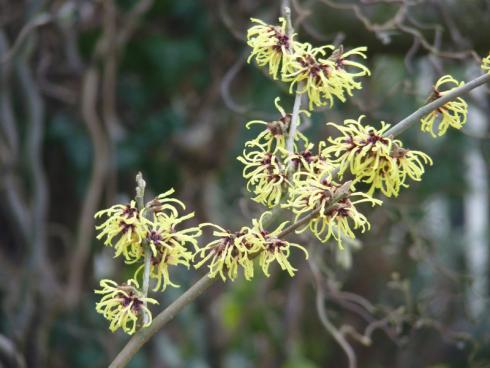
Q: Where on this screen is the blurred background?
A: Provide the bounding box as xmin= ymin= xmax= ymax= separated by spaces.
xmin=0 ymin=0 xmax=489 ymax=367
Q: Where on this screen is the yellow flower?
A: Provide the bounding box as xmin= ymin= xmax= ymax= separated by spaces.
xmin=237 ymin=145 xmax=289 ymax=207
xmin=246 ymin=97 xmax=309 ymax=153
xmin=134 ymin=213 xmax=201 ymax=291
xmin=283 ymin=141 xmax=333 ymax=176
xmin=248 ymin=212 xmax=308 ymax=277
xmin=330 ymin=46 xmax=371 ymax=77
xmin=193 ymin=224 xmax=260 ymax=281
xmin=482 ymin=52 xmax=490 ymax=74
xmin=247 ymin=17 xmax=302 ymax=80
xmin=95 ymin=201 xmax=149 ymax=263
xmin=391 ymin=146 xmax=433 ymax=191
xmin=95 ymin=279 xmax=158 ymax=335
xmin=359 ymin=156 xmax=401 ymax=197
xmin=284 ymin=44 xmax=370 ymax=109
xmin=322 ymin=117 xmax=432 ymax=197
xmin=149 ymin=188 xmax=187 ymax=217
xmin=420 ymin=75 xmax=468 ymax=137
xmin=323 ymin=116 xmax=393 ymax=178
xmin=286 ymin=172 xmax=381 ymax=247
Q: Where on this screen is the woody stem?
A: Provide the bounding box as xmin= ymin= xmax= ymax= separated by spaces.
xmin=110 ymin=41 xmax=490 ymax=368
xmin=282 ymin=1 xmax=303 ymax=158
xmin=286 ymin=91 xmax=302 ymax=154
xmin=109 ymin=187 xmax=349 ymax=368
xmin=135 ymin=172 xmax=151 ymax=323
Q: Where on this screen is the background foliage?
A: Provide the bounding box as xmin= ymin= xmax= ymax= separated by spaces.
xmin=0 ymin=0 xmax=489 ymax=367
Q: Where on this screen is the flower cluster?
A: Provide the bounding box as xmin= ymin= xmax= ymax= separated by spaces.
xmin=95 ymin=279 xmax=158 ymax=335
xmin=284 ymin=141 xmax=333 ymax=176
xmin=93 ymin=13 xmax=479 ymax=340
xmin=239 ymin=98 xmax=315 ymax=207
xmin=134 ymin=212 xmax=200 ymax=291
xmin=247 ymin=17 xmax=301 ymax=80
xmin=194 ymin=213 xmax=308 ymax=280
xmin=247 ymin=18 xmax=370 ymax=111
xmin=323 ymin=116 xmax=432 ymax=197
xmin=193 ymin=224 xmax=256 ymax=281
xmin=95 ymin=190 xmax=200 ymax=272
xmin=482 ymin=52 xmax=490 ymax=74
xmin=252 ymin=212 xmax=308 ymax=277
xmin=286 ymin=174 xmax=381 ymax=247
xmin=94 ymin=188 xmax=200 ymax=334
xmin=285 ymin=44 xmax=370 ymax=109
xmin=238 ymin=145 xmax=289 ymax=207
xmin=95 ymin=200 xmax=148 ymax=262
xmin=245 ymin=97 xmax=309 ymax=153
xmin=389 ymin=145 xmax=432 ymax=194
xmin=420 ymin=75 xmax=468 ymax=137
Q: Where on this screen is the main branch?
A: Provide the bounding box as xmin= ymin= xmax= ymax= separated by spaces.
xmin=110 ymin=72 xmax=490 ymax=367
xmin=109 ymin=189 xmax=349 ymax=368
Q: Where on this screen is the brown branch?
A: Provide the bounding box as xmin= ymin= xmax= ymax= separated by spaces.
xmin=0 ymin=334 xmax=26 ymax=368
xmin=0 ymin=12 xmax=52 ymax=65
xmin=67 ymin=0 xmax=154 ymax=307
xmin=16 ymin=41 xmax=50 ymax=280
xmin=13 ymin=25 xmax=57 ymax=367
xmin=220 ymin=49 xmax=249 ymax=115
xmin=65 ymin=65 xmax=110 ymax=307
xmin=102 ymin=0 xmax=123 ymax=142
xmin=116 ymin=0 xmax=154 ymax=48
xmin=109 ymin=188 xmax=348 ymax=367
xmin=317 ymin=0 xmax=479 ymax=61
xmin=309 ymin=251 xmax=357 ymax=368
xmin=0 ymin=30 xmax=30 ymax=241
xmin=317 ymin=0 xmax=407 ymax=33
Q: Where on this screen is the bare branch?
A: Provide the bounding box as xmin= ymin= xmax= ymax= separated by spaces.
xmin=66 ymin=65 xmax=110 ymax=307
xmin=0 ymin=12 xmax=52 ymax=65
xmin=309 ymin=252 xmax=357 ymax=368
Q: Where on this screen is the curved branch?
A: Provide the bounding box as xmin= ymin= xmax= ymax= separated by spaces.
xmin=0 ymin=31 xmax=30 ymax=241
xmin=67 ymin=0 xmax=155 ymax=307
xmin=283 ymin=0 xmax=305 ymax=161
xmin=311 ymin=261 xmax=357 ymax=368
xmin=16 ymin=43 xmax=49 ymax=278
xmin=0 ymin=12 xmax=52 ymax=65
xmin=66 ymin=66 xmax=110 ymax=307
xmin=109 ymin=275 xmax=214 ymax=368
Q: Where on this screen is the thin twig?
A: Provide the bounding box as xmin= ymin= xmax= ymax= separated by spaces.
xmin=135 ymin=173 xmax=152 ymax=325
xmin=1 ymin=12 xmax=52 ymax=65
xmin=116 ymin=0 xmax=154 ymax=48
xmin=17 ymin=41 xmax=49 ymax=280
xmin=282 ymin=0 xmax=304 ymax=159
xmin=0 ymin=334 xmax=26 ymax=368
xmin=66 ymin=65 xmax=110 ymax=307
xmin=67 ymin=0 xmax=154 ymax=307
xmin=220 ymin=49 xmax=249 ymax=114
xmin=309 ymin=252 xmax=357 ymax=368
xmin=0 ymin=30 xmax=29 ymax=242
xmin=286 ymin=92 xmax=302 ymax=154
xmin=15 ymin=25 xmax=56 ymax=367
